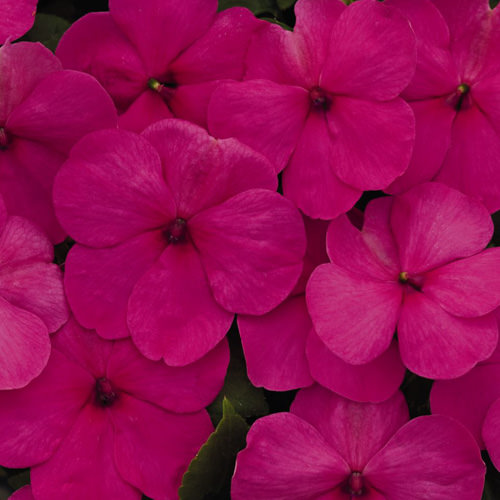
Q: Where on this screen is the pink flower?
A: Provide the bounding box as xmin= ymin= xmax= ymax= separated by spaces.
xmin=0 ymin=193 xmax=68 ymax=390
xmin=385 ymin=0 xmax=500 ymax=212
xmin=53 ymin=119 xmax=306 ymax=366
xmin=0 ymin=318 xmax=228 ymax=499
xmin=431 ymin=310 xmax=500 ymax=470
xmin=56 ymin=0 xmax=260 ymax=133
xmin=232 ymin=385 xmax=485 ymax=499
xmin=306 ymin=182 xmax=500 ymax=379
xmin=0 ymin=41 xmax=117 ymax=243
xmin=9 ymin=486 xmax=34 ymax=500
xmin=239 ymin=213 xmax=405 ymax=402
xmin=0 ymin=0 xmax=37 ymax=44
xmin=208 ymin=0 xmax=416 ymax=219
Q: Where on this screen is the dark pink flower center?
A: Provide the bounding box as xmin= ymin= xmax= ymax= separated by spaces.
xmin=309 ymin=86 xmax=332 ymax=111
xmin=344 ymin=471 xmax=366 ymax=497
xmin=94 ymin=377 xmax=119 ymax=407
xmin=446 ymin=83 xmax=472 ymax=111
xmin=148 ymin=77 xmax=178 ymax=101
xmin=398 ymin=271 xmax=424 ymax=292
xmin=164 ymin=217 xmax=188 ymax=244
xmin=0 ymin=127 xmax=11 ymax=150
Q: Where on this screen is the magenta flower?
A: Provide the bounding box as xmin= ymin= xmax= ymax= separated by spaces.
xmin=54 ymin=119 xmax=305 ymax=366
xmin=0 ymin=0 xmax=37 ymax=44
xmin=232 ymin=385 xmax=485 ymax=499
xmin=306 ymin=182 xmax=500 ymax=379
xmin=239 ymin=213 xmax=405 ymax=402
xmin=0 ymin=41 xmax=117 ymax=243
xmin=9 ymin=486 xmax=33 ymax=500
xmin=385 ymin=0 xmax=500 ymax=212
xmin=56 ymin=0 xmax=259 ymax=133
xmin=431 ymin=310 xmax=500 ymax=470
xmin=0 ymin=318 xmax=228 ymax=499
xmin=208 ymin=0 xmax=416 ymax=219
xmin=0 ymin=194 xmax=68 ymax=390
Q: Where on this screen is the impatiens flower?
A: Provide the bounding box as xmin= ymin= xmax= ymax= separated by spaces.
xmin=0 ymin=318 xmax=228 ymax=499
xmin=232 ymin=385 xmax=485 ymax=499
xmin=0 ymin=0 xmax=37 ymax=44
xmin=0 ymin=193 xmax=68 ymax=390
xmin=306 ymin=182 xmax=500 ymax=379
xmin=54 ymin=119 xmax=306 ymax=367
xmin=385 ymin=0 xmax=500 ymax=212
xmin=431 ymin=310 xmax=500 ymax=470
xmin=0 ymin=41 xmax=117 ymax=243
xmin=56 ymin=0 xmax=260 ymax=133
xmin=208 ymin=0 xmax=416 ymax=219
xmin=238 ymin=213 xmax=406 ymax=402
xmin=9 ymin=486 xmax=33 ymax=500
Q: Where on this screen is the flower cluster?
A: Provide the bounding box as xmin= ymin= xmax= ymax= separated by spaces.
xmin=0 ymin=0 xmax=499 ymax=498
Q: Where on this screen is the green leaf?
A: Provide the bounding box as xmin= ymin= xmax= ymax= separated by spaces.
xmin=276 ymin=0 xmax=296 ymax=10
xmin=218 ymin=0 xmax=278 ymax=17
xmin=7 ymin=469 xmax=30 ymax=491
xmin=23 ymin=13 xmax=70 ymax=52
xmin=260 ymin=17 xmax=292 ymax=30
xmin=179 ymin=398 xmax=249 ymax=500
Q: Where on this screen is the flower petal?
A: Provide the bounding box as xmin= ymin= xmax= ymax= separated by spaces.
xmin=307 ymin=333 xmax=405 ymax=403
xmin=64 ymin=231 xmax=165 ymax=340
xmin=391 ymin=182 xmax=493 ymax=274
xmin=31 ymin=403 xmax=140 ymax=500
xmin=208 ymin=80 xmax=310 ymax=172
xmin=54 ymin=129 xmax=175 ymax=247
xmin=128 ymin=243 xmax=233 ymax=366
xmin=238 ymin=295 xmax=313 ymax=391
xmin=306 ymin=263 xmax=402 ymax=364
xmin=9 ymin=486 xmax=35 ymax=500
xmin=190 ymin=189 xmax=306 ymax=315
xmin=398 ymin=291 xmax=498 ymax=378
xmin=232 ymin=412 xmax=350 ymax=500
xmin=291 ymin=386 xmax=409 ymax=471
xmin=112 ymin=395 xmax=213 ymax=500
xmin=0 ymin=0 xmax=37 ymax=43
xmin=364 ymin=415 xmax=485 ymax=500
xmin=0 ymin=348 xmax=93 ymax=467
xmin=482 ymin=398 xmax=500 ymax=470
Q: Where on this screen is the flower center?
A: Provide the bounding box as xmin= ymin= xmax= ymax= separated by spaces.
xmin=148 ymin=77 xmax=178 ymax=101
xmin=446 ymin=83 xmax=472 ymax=111
xmin=0 ymin=127 xmax=11 ymax=150
xmin=347 ymin=472 xmax=366 ymax=497
xmin=94 ymin=377 xmax=119 ymax=407
xmin=164 ymin=217 xmax=188 ymax=244
xmin=398 ymin=271 xmax=424 ymax=291
xmin=309 ymin=86 xmax=332 ymax=111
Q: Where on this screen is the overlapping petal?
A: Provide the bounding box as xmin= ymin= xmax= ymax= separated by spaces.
xmin=0 ymin=0 xmax=37 ymax=44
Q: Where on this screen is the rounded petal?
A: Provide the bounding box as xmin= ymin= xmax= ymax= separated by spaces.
xmin=56 ymin=12 xmax=147 ymax=111
xmin=0 ymin=348 xmax=93 ymax=467
xmin=306 ymin=263 xmax=402 ymax=364
xmin=108 ymin=337 xmax=229 ymax=413
xmin=321 ymin=0 xmax=416 ymax=100
xmin=282 ymin=109 xmax=362 ymax=219
xmin=9 ymin=486 xmax=35 ymax=500
xmin=326 ymin=97 xmax=415 ymax=190
xmin=7 ymin=70 xmax=117 ymax=154
xmin=423 ymin=248 xmax=500 ymax=317
xmin=127 ymin=243 xmax=233 ymax=366
xmin=109 ymin=0 xmax=217 ymax=75
xmin=291 ymin=386 xmax=409 ymax=471
xmin=0 ymin=42 xmax=61 ymax=123
xmin=364 ymin=415 xmax=485 ymax=500
xmin=390 ymin=182 xmax=493 ymax=274
xmin=398 ymin=292 xmax=498 ymax=379
xmin=307 ymin=333 xmax=405 ymax=403
xmin=54 ymin=129 xmax=175 ymax=247
xmin=167 ymin=81 xmax=217 ymax=127
xmin=232 ymin=413 xmax=350 ymax=500
xmin=31 ymin=403 xmax=140 ymax=500
xmin=208 ymin=80 xmax=310 ymax=173
xmin=64 ymin=232 xmax=165 ymax=340
xmin=142 ymin=119 xmax=276 ymax=218
xmin=238 ymin=295 xmax=313 ymax=391
xmin=482 ymin=398 xmax=500 ymax=470
xmin=112 ymin=395 xmax=213 ymax=500
xmin=190 ymin=189 xmax=306 ymax=315
xmin=0 ymin=0 xmax=37 ymax=43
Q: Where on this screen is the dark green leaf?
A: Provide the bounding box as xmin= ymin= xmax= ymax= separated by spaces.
xmin=260 ymin=17 xmax=292 ymax=30
xmin=218 ymin=0 xmax=278 ymax=17
xmin=179 ymin=398 xmax=249 ymax=500
xmin=7 ymin=469 xmax=30 ymax=491
xmin=276 ymin=0 xmax=296 ymax=10
xmin=23 ymin=13 xmax=70 ymax=52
